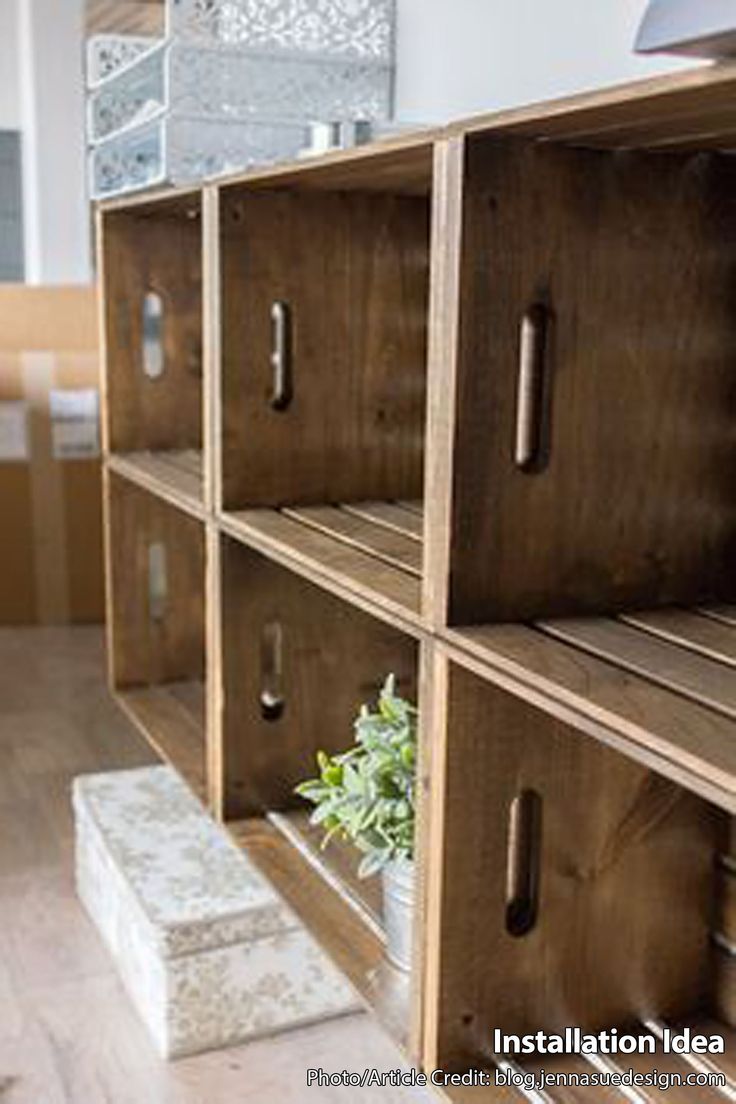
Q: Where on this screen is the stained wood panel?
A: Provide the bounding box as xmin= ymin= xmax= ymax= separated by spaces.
xmin=539 ymin=617 xmax=736 ymax=720
xmin=446 ymin=622 xmax=736 ymax=813
xmin=106 ymin=473 xmax=205 ymax=689
xmin=283 ymin=505 xmax=422 ymax=575
xmin=268 ymin=809 xmax=384 ymax=937
xmin=220 ymin=187 xmax=430 ymax=508
xmin=341 ymin=500 xmax=423 ymax=540
xmin=117 ymin=681 xmax=206 ymax=801
xmin=427 ymin=658 xmax=716 ymax=1073
xmin=220 ymin=538 xmax=418 ymax=818
xmin=221 ymin=508 xmax=423 ymax=632
xmin=456 ymin=62 xmax=736 ymax=152
xmin=446 ymin=137 xmax=736 ymax=624
xmin=107 ymin=450 xmax=204 ymax=518
xmin=100 ymin=199 xmax=203 ymax=454
xmin=621 ymin=608 xmax=736 ymax=667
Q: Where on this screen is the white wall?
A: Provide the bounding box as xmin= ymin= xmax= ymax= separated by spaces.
xmin=0 ymin=0 xmax=21 ymax=129
xmin=18 ymin=0 xmax=90 ymax=283
xmin=395 ymin=0 xmax=697 ymax=124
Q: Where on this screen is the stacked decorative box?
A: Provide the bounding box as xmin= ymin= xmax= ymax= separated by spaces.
xmin=87 ymin=0 xmax=395 ymax=198
xmin=74 ymin=766 xmax=358 ymax=1057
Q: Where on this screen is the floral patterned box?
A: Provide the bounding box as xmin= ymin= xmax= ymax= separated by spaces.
xmin=73 ymin=766 xmax=359 ymax=1058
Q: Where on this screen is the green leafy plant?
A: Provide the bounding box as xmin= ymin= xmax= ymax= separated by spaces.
xmin=295 ymin=675 xmax=417 ymax=879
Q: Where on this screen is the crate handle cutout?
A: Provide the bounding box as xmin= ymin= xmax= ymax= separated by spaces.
xmin=148 ymin=541 xmax=167 ymax=622
xmin=505 ymin=789 xmax=542 ymax=937
xmin=260 ymin=620 xmax=285 ymax=721
xmin=142 ymin=291 xmax=165 ymax=380
xmin=270 ymin=301 xmax=293 ymax=411
xmin=514 ymin=304 xmax=550 ymax=471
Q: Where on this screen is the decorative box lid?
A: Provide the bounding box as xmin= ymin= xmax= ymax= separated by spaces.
xmin=73 ymin=766 xmax=296 ymax=959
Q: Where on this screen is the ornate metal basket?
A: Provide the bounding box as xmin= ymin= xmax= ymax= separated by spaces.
xmin=87 ymin=0 xmax=395 ymax=199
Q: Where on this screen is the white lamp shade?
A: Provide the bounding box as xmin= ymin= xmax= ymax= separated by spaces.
xmin=635 ymin=0 xmax=736 ymax=57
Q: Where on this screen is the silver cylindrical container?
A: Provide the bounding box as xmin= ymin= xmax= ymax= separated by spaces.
xmin=382 ymin=859 xmax=414 ymax=973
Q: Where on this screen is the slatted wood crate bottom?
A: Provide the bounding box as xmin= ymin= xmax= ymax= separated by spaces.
xmin=220 ymin=498 xmax=423 ymax=630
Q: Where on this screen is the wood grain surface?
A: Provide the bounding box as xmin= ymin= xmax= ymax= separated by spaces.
xmin=446 ymin=621 xmax=736 ymax=813
xmin=106 ymin=473 xmax=205 ymax=688
xmin=427 ymin=659 xmax=716 ymax=1071
xmin=219 ymin=539 xmax=418 ymax=818
xmin=447 ymin=137 xmax=736 ymax=623
xmin=106 ymin=450 xmax=204 ymax=519
xmin=221 ymin=508 xmax=423 ymax=632
xmin=220 ymin=188 xmax=430 ymax=508
xmin=101 ymin=199 xmax=203 ymax=454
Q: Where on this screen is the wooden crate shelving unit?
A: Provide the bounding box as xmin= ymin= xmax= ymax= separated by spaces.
xmin=99 ymin=63 xmax=736 ymax=1099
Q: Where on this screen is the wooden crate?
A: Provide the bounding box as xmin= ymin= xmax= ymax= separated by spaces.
xmin=105 ymin=471 xmax=206 ymax=800
xmin=421 ymin=609 xmax=736 ymax=1096
xmin=437 ymin=135 xmax=736 ymax=625
xmin=215 ymin=534 xmax=419 ymax=1044
xmin=99 ymin=190 xmax=205 ymax=513
xmin=97 ymin=62 xmax=736 ymax=1099
xmin=219 ymin=178 xmax=431 ymax=510
xmin=423 ymin=651 xmax=718 ymax=1067
xmin=214 ymin=147 xmax=433 ymax=629
xmin=218 ymin=535 xmax=418 ymax=818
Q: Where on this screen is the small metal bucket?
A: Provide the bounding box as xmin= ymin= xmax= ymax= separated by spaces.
xmin=382 ymin=859 xmax=414 ymax=973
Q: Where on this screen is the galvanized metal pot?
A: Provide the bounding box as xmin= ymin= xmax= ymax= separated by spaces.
xmin=382 ymin=859 xmax=414 ymax=973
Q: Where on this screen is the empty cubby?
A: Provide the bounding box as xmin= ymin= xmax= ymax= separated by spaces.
xmin=443 ymin=135 xmax=736 ymax=625
xmin=425 ymin=654 xmax=733 ymax=1085
xmin=219 ymin=534 xmax=419 ymax=928
xmin=99 ymin=190 xmax=204 ymax=503
xmin=219 ymin=150 xmax=432 ymax=510
xmin=106 ymin=471 xmax=206 ymax=797
xmin=216 ymin=146 xmax=433 ymax=622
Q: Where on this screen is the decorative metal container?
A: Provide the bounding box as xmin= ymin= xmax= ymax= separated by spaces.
xmin=87 ymin=34 xmax=159 ymax=86
xmin=90 ymin=113 xmax=307 ymax=199
xmin=382 ymin=859 xmax=414 ymax=973
xmin=168 ymin=0 xmax=395 ymax=60
xmin=86 ymin=0 xmax=396 ymax=199
xmin=88 ymin=39 xmax=392 ymax=146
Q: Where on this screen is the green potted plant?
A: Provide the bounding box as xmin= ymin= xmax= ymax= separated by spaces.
xmin=295 ymin=675 xmax=417 ymax=972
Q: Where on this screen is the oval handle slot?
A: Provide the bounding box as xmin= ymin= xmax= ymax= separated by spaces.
xmin=514 ymin=303 xmax=549 ymax=471
xmin=270 ymin=301 xmax=292 ymax=411
xmin=142 ymin=291 xmax=165 ymax=380
xmin=260 ymin=620 xmax=285 ymax=722
xmin=505 ymin=789 xmax=542 ymax=938
xmin=147 ymin=541 xmax=167 ymax=623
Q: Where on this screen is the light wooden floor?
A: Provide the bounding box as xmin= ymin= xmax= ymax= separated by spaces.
xmin=0 ymin=627 xmax=431 ymax=1103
